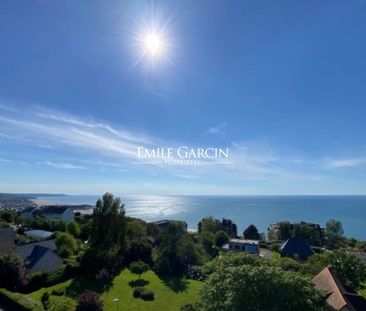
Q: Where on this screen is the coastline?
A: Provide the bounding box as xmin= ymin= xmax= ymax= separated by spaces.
xmin=30 ymin=198 xmax=65 ymax=206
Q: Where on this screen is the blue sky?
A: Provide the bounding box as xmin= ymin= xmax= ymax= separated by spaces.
xmin=0 ymin=0 xmax=366 ymax=195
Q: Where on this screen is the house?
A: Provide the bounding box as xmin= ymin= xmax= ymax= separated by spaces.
xmin=312 ymin=266 xmax=366 ymax=311
xmin=21 ymin=206 xmax=39 ymax=218
xmin=0 ymin=227 xmax=15 ymax=254
xmin=15 ymin=239 xmax=57 ymax=258
xmin=14 ymin=240 xmax=63 ymax=273
xmin=26 ymin=245 xmax=63 ymax=273
xmin=37 ymin=206 xmax=74 ymax=222
xmin=24 ymin=229 xmax=54 ymax=239
xmin=222 ymin=239 xmax=259 ymax=255
xmin=280 ymin=238 xmax=314 ymax=260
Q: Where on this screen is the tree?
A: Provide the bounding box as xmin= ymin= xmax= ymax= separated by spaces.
xmin=198 ymin=217 xmax=220 ymax=234
xmin=243 ymin=224 xmax=260 ymax=240
xmin=129 ymin=260 xmax=149 ymax=279
xmin=0 ymin=209 xmax=17 ymax=223
xmin=126 ymin=238 xmax=153 ymax=265
xmin=325 ymin=219 xmax=344 ymax=249
xmin=76 ymin=291 xmax=103 ymax=311
xmin=55 ymin=232 xmax=78 ymax=258
xmin=83 ymin=193 xmax=127 ymax=272
xmin=199 ymin=254 xmax=326 ymax=311
xmin=181 ymin=237 xmax=202 ymax=265
xmin=67 ymin=221 xmax=80 ymax=238
xmin=215 ymin=230 xmax=229 ymax=247
xmin=154 ymin=222 xmax=186 ymax=275
xmin=127 ymin=219 xmax=147 ymax=241
xmin=0 ymin=254 xmax=29 ymax=290
xmin=279 ymin=221 xmax=292 ymax=241
xmin=308 ymin=251 xmax=366 ymax=291
xmin=89 ymin=193 xmax=127 ymax=250
xmin=199 ymin=231 xmax=218 ymax=258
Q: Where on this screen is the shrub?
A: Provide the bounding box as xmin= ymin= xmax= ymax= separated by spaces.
xmin=26 ymin=271 xmax=48 ymax=292
xmin=0 ymin=254 xmax=29 ymax=290
xmin=41 ymin=292 xmax=49 ymax=307
xmin=51 ymin=288 xmax=65 ymax=296
xmin=181 ymin=304 xmax=196 ymax=311
xmin=47 ymin=296 xmax=76 ymax=311
xmin=133 ymin=287 xmax=144 ymax=298
xmin=76 ymin=291 xmax=103 ymax=311
xmin=186 ymin=265 xmax=205 ymax=281
xmin=129 ymin=260 xmax=149 ymax=279
xmin=270 ymin=243 xmax=281 ymax=252
xmin=0 ymin=288 xmax=44 ymax=311
xmin=140 ymin=288 xmax=155 ymax=301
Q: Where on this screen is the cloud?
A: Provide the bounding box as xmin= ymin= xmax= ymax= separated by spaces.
xmin=207 ymin=122 xmax=227 ymax=134
xmin=324 ymin=158 xmax=365 ymax=169
xmin=1 ymin=102 xmax=362 ymax=194
xmin=0 ymin=106 xmax=158 ymax=163
xmin=39 ymin=161 xmax=87 ymax=170
xmin=0 ymin=158 xmax=12 ymax=163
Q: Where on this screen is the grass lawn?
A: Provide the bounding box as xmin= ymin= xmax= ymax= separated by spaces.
xmin=29 ymin=270 xmax=202 ymax=311
xmin=360 ymin=284 xmax=366 ymax=298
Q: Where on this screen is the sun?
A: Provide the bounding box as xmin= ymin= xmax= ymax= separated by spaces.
xmin=128 ymin=8 xmax=175 ymax=70
xmin=144 ymin=33 xmax=164 ymax=56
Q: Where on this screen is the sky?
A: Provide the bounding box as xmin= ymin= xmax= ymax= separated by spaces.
xmin=0 ymin=0 xmax=366 ymax=195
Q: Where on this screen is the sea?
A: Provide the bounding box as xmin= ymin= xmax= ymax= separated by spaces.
xmin=39 ymin=195 xmax=366 ymax=240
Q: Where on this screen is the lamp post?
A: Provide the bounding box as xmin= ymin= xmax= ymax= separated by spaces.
xmin=112 ymin=298 xmax=119 ymax=311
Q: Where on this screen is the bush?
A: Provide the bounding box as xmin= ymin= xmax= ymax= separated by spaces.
xmin=186 ymin=265 xmax=205 ymax=281
xmin=129 ymin=260 xmax=149 ymax=279
xmin=133 ymin=287 xmax=155 ymax=300
xmin=140 ymin=288 xmax=155 ymax=301
xmin=26 ymin=271 xmax=48 ymax=292
xmin=47 ymin=296 xmax=76 ymax=311
xmin=133 ymin=287 xmax=144 ymax=298
xmin=0 ymin=288 xmax=44 ymax=311
xmin=0 ymin=254 xmax=29 ymax=290
xmin=41 ymin=292 xmax=49 ymax=307
xmin=51 ymin=289 xmax=65 ymax=296
xmin=181 ymin=304 xmax=196 ymax=311
xmin=76 ymin=291 xmax=103 ymax=311
xmin=270 ymin=243 xmax=281 ymax=252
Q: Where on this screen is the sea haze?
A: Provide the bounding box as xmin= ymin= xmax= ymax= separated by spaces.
xmin=40 ymin=195 xmax=366 ymax=240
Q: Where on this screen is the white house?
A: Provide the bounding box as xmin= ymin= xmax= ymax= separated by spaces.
xmin=222 ymin=238 xmax=259 ymax=255
xmin=38 ymin=206 xmax=74 ymax=222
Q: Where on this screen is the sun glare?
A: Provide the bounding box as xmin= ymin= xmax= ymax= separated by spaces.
xmin=144 ymin=33 xmax=163 ymax=55
xmin=128 ymin=6 xmax=175 ymax=70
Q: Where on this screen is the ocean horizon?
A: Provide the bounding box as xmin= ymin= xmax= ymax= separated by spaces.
xmin=38 ymin=194 xmax=366 ymax=240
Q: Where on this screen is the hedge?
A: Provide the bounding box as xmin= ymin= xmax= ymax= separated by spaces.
xmin=0 ymin=288 xmax=44 ymax=311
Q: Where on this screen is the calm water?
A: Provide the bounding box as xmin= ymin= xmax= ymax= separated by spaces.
xmin=40 ymin=195 xmax=366 ymax=240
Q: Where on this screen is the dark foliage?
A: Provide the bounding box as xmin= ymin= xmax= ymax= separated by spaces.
xmin=125 ymin=238 xmax=153 ymax=265
xmin=76 ymin=291 xmax=103 ymax=311
xmin=243 ymin=224 xmax=260 ymax=240
xmin=0 ymin=254 xmax=29 ymax=291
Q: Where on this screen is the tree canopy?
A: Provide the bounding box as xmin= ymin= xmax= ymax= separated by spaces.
xmin=325 ymin=219 xmax=344 ymax=249
xmin=89 ymin=192 xmax=127 ymax=250
xmin=243 ymin=224 xmax=260 ymax=240
xmin=199 ymin=253 xmax=326 ymax=311
xmin=129 ymin=260 xmax=149 ymax=279
xmin=308 ymin=251 xmax=366 ymax=291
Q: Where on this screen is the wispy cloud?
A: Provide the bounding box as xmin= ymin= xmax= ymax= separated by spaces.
xmin=0 ymin=106 xmax=158 ymax=163
xmin=38 ymin=161 xmax=87 ymax=170
xmin=324 ymin=157 xmax=365 ymax=169
xmin=1 ymin=102 xmax=364 ymax=194
xmin=207 ymin=122 xmax=227 ymax=134
xmin=0 ymin=158 xmax=12 ymax=163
